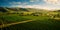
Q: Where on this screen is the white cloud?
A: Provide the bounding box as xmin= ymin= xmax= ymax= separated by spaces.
xmin=30 ymin=0 xmax=39 ymax=2
xmin=11 ymin=5 xmax=55 ymax=10
xmin=25 ymin=5 xmax=60 ymax=10
xmin=22 ymin=2 xmax=28 ymax=5
xmin=10 ymin=5 xmax=23 ymax=8
xmin=9 ymin=1 xmax=28 ymax=5
xmin=44 ymin=0 xmax=60 ymax=5
xmin=9 ymin=1 xmax=60 ymax=10
xmin=10 ymin=4 xmax=60 ymax=10
xmin=9 ymin=1 xmax=21 ymax=5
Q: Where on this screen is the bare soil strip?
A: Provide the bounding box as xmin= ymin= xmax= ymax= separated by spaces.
xmin=0 ymin=20 xmax=34 ymax=28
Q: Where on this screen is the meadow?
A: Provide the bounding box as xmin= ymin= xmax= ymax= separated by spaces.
xmin=0 ymin=8 xmax=60 ymax=30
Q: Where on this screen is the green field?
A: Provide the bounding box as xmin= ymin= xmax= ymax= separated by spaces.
xmin=0 ymin=13 xmax=60 ymax=30
xmin=2 ymin=19 xmax=60 ymax=30
xmin=0 ymin=8 xmax=60 ymax=30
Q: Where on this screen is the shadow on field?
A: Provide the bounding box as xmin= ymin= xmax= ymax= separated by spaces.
xmin=0 ymin=19 xmax=60 ymax=30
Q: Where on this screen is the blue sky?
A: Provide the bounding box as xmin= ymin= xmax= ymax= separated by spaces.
xmin=0 ymin=0 xmax=60 ymax=10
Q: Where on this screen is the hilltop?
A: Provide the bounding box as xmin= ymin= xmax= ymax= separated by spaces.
xmin=0 ymin=7 xmax=49 ymax=12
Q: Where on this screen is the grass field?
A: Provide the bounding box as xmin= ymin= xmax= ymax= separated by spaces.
xmin=0 ymin=13 xmax=60 ymax=30
xmin=0 ymin=8 xmax=60 ymax=30
xmin=1 ymin=17 xmax=60 ymax=30
xmin=0 ymin=14 xmax=31 ymax=24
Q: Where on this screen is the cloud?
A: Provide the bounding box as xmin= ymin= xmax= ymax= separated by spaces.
xmin=22 ymin=2 xmax=28 ymax=5
xmin=9 ymin=1 xmax=21 ymax=5
xmin=44 ymin=0 xmax=60 ymax=5
xmin=9 ymin=0 xmax=60 ymax=10
xmin=10 ymin=5 xmax=54 ymax=10
xmin=9 ymin=1 xmax=28 ymax=5
xmin=30 ymin=0 xmax=39 ymax=2
xmin=10 ymin=4 xmax=60 ymax=10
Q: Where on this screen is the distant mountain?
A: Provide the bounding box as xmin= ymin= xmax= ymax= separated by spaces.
xmin=56 ymin=10 xmax=60 ymax=12
xmin=0 ymin=7 xmax=44 ymax=12
xmin=0 ymin=7 xmax=8 ymax=12
xmin=0 ymin=7 xmax=59 ymax=13
xmin=0 ymin=7 xmax=29 ymax=12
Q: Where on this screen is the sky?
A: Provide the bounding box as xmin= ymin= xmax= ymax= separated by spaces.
xmin=0 ymin=0 xmax=60 ymax=10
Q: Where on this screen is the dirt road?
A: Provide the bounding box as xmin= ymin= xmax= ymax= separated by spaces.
xmin=0 ymin=20 xmax=34 ymax=28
